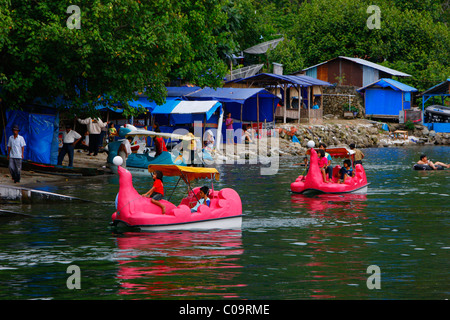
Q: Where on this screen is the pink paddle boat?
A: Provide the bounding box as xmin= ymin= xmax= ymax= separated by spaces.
xmin=111 ymin=162 xmax=242 ymax=231
xmin=291 ymin=146 xmax=369 ymax=195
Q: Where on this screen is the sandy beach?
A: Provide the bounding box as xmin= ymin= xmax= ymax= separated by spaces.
xmin=0 ymin=150 xmax=110 ymax=187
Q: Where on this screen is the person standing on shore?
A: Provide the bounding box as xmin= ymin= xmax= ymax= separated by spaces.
xmin=57 ymin=124 xmax=82 ymax=167
xmin=7 ymin=125 xmax=26 ymax=183
xmin=225 ymin=112 xmax=234 ymax=144
xmin=76 ymin=116 xmax=108 ymax=156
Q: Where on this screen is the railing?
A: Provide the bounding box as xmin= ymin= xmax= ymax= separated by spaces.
xmin=300 ymin=108 xmax=323 ymax=124
xmin=275 ymin=107 xmax=323 ymax=123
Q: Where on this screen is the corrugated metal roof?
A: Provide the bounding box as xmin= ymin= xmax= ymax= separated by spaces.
xmin=226 ymin=73 xmax=331 ymax=87
xmin=301 ymin=56 xmax=411 ymax=77
xmin=420 ymin=78 xmax=450 ymax=95
xmin=357 ymin=78 xmax=418 ymax=92
xmin=342 ymin=57 xmax=411 ymax=77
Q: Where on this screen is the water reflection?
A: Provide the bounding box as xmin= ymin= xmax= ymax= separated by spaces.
xmin=291 ymin=193 xmax=368 ymax=218
xmin=289 ymin=193 xmax=370 ymax=299
xmin=113 ymin=229 xmax=246 ymax=298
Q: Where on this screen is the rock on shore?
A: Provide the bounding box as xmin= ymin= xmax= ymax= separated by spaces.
xmin=276 ymin=119 xmax=450 ymax=156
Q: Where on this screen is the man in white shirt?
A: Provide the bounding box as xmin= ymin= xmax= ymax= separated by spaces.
xmin=77 ymin=116 xmax=108 ymax=156
xmin=7 ymin=125 xmax=26 ymax=183
xmin=57 ymin=124 xmax=82 ymax=167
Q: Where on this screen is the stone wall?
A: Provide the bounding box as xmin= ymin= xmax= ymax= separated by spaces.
xmin=276 ymin=121 xmax=449 ymax=156
xmin=322 ymin=85 xmax=365 ymax=118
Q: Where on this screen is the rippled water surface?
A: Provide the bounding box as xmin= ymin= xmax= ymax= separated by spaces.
xmin=0 ymin=146 xmax=449 ymax=300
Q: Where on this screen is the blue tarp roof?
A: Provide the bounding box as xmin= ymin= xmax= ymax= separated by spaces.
xmin=357 ymin=78 xmax=418 ymax=93
xmin=226 ymin=73 xmax=332 ymax=87
xmin=128 ymin=96 xmax=182 ymax=112
xmin=151 ymin=100 xmax=222 ymax=125
xmin=185 ymin=87 xmax=279 ymax=122
xmin=166 ymin=86 xmax=201 ymax=97
xmin=186 ymin=87 xmax=275 ymax=103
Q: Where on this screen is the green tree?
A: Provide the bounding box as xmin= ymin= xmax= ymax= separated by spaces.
xmin=267 ymin=37 xmax=304 ymax=74
xmin=0 ymin=0 xmax=234 ymax=117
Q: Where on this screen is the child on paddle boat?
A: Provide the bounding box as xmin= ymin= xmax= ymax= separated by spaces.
xmin=319 ymin=142 xmax=333 ymax=180
xmin=338 ymin=159 xmax=355 ymax=183
xmin=142 ymin=170 xmax=166 ymax=214
xmin=318 ymin=149 xmax=329 ymax=183
xmin=190 ymin=186 xmax=211 ymax=213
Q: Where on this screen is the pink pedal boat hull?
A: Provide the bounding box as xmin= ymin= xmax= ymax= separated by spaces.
xmin=291 ymin=148 xmax=369 ymax=194
xmin=111 ymin=166 xmax=242 ymax=231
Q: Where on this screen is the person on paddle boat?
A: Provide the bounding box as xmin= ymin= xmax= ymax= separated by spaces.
xmin=295 ymin=156 xmax=308 ymax=167
xmin=417 ymin=154 xmax=449 ymax=170
xmin=319 ymin=143 xmax=333 ymax=180
xmin=117 ymin=136 xmax=133 ymax=168
xmin=153 ymin=128 xmax=168 ymax=157
xmin=349 ymin=143 xmax=364 ymax=167
xmin=338 ymin=159 xmax=355 ymax=184
xmin=190 ymin=186 xmax=211 ymax=213
xmin=242 ymin=124 xmax=253 ymax=144
xmin=204 ymin=129 xmax=215 ymax=151
xmin=183 ymin=127 xmax=197 ymax=166
xmin=318 ymin=149 xmax=329 ymax=183
xmin=142 ymin=170 xmax=166 ymax=214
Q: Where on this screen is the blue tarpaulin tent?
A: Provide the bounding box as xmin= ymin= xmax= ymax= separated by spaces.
xmin=357 ymin=78 xmax=418 ymax=117
xmin=1 ymin=108 xmax=60 ymax=164
xmin=185 ymin=87 xmax=279 ymax=123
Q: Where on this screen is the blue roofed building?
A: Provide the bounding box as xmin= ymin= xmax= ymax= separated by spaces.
xmin=357 ymin=78 xmax=418 ymax=120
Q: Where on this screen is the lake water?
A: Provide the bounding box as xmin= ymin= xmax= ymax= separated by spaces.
xmin=0 ymin=146 xmax=449 ymax=300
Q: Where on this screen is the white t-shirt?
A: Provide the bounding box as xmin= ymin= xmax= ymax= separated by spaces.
xmin=8 ymin=135 xmax=26 ymax=159
xmin=62 ymin=130 xmax=82 ymax=144
xmin=122 ymin=139 xmax=132 ymax=156
xmin=77 ymin=117 xmax=107 ymax=134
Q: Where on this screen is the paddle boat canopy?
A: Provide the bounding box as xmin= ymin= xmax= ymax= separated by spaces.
xmin=106 ymin=127 xmax=213 ymax=175
xmin=111 ymin=161 xmax=242 ymax=231
xmin=291 ymin=146 xmax=368 ymax=195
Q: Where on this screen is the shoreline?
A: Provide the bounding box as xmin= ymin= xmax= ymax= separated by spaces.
xmin=0 ymin=120 xmax=448 ymax=188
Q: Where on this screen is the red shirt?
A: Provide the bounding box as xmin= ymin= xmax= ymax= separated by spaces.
xmin=153 ymin=179 xmax=164 ymax=195
xmin=318 ymin=157 xmax=328 ymax=168
xmin=155 ymin=137 xmax=167 ymax=156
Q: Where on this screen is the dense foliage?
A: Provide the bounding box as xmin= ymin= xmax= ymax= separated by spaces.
xmin=0 ymin=0 xmax=449 ymax=115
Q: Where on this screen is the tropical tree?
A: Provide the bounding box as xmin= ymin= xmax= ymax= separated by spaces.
xmin=0 ymin=0 xmax=235 ymax=117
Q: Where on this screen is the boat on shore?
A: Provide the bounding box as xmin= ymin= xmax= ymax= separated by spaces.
xmin=290 ymin=146 xmax=369 ymax=195
xmin=111 ymin=161 xmax=242 ymax=231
